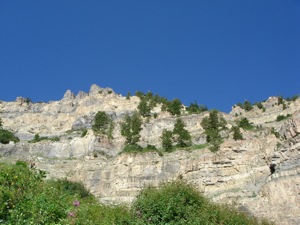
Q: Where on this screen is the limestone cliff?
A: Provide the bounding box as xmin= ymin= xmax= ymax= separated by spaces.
xmin=0 ymin=84 xmax=299 ymax=225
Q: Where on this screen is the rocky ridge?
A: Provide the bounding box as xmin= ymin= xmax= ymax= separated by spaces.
xmin=0 ymin=84 xmax=300 ymax=225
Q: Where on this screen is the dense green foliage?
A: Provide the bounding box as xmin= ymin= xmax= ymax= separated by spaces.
xmin=0 ymin=161 xmax=130 ymax=225
xmin=160 ymin=119 xmax=191 ymax=151
xmin=201 ymin=110 xmax=227 ymax=152
xmin=238 ymin=118 xmax=254 ymax=130
xmin=0 ymin=118 xmax=20 ymax=144
xmin=173 ymin=118 xmax=192 ymax=147
xmin=186 ymin=102 xmax=208 ymax=114
xmin=0 ymin=162 xmax=273 ymax=225
xmin=92 ymin=111 xmax=114 ymax=138
xmin=131 ymin=180 xmax=272 ymax=225
xmin=121 ymin=112 xmax=142 ymax=145
xmin=0 ymin=129 xmax=20 ymax=144
xmin=236 ymin=100 xmax=253 ymax=111
xmin=135 ymin=91 xmax=185 ymax=116
xmin=161 ymin=129 xmax=173 ymax=152
xmin=137 ymin=98 xmax=152 ymax=117
xmin=136 ymin=91 xmax=169 ymax=117
xmin=167 ymin=98 xmax=182 ymax=116
xmin=276 ymin=114 xmax=291 ymax=122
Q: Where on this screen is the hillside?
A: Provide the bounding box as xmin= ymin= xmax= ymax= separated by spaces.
xmin=0 ymin=84 xmax=299 ymax=225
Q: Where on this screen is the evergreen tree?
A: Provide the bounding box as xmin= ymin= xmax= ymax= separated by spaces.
xmin=121 ymin=112 xmax=142 ymax=145
xmin=92 ymin=111 xmax=113 ymax=135
xmin=161 ymin=129 xmax=173 ymax=152
xmin=167 ymin=98 xmax=182 ymax=116
xmin=238 ymin=118 xmax=253 ymax=130
xmin=243 ymin=100 xmax=253 ymax=111
xmin=231 ymin=126 xmax=243 ymax=140
xmin=201 ymin=110 xmax=226 ymax=152
xmin=187 ymin=101 xmax=208 ymax=114
xmin=137 ymin=99 xmax=151 ymax=117
xmin=173 ymin=118 xmax=191 ymax=147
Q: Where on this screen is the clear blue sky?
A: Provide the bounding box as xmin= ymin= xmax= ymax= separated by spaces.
xmin=0 ymin=1 xmax=299 ymax=112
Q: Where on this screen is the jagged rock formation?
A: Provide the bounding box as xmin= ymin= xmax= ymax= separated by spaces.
xmin=0 ymin=84 xmax=299 ymax=225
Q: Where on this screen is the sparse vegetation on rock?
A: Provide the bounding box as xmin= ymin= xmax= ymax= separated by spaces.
xmin=238 ymin=117 xmax=254 ymax=130
xmin=232 ymin=126 xmax=243 ymax=140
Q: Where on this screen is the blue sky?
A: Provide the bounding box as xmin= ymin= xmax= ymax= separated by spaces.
xmin=0 ymin=1 xmax=299 ymax=112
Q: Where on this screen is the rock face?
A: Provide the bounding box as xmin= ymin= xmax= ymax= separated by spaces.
xmin=0 ymin=84 xmax=300 ymax=225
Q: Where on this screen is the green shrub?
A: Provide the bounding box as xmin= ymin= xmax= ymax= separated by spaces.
xmin=255 ymin=102 xmax=263 ymax=109
xmin=232 ymin=126 xmax=243 ymax=140
xmin=138 ymin=98 xmax=151 ymax=117
xmin=186 ymin=102 xmax=208 ymax=114
xmin=167 ymin=98 xmax=182 ymax=115
xmin=47 ymin=178 xmax=91 ymax=198
xmin=81 ymin=128 xmax=88 ymax=137
xmin=161 ymin=129 xmax=173 ymax=152
xmin=238 ymin=118 xmax=254 ymax=130
xmin=276 ymin=114 xmax=291 ymax=122
xmin=131 ymin=180 xmax=271 ymax=225
xmin=92 ymin=111 xmax=113 ymax=136
xmin=271 ymin=127 xmax=280 ymax=138
xmin=126 ymin=92 xmax=131 ymax=100
xmin=0 ymin=162 xmax=273 ymax=225
xmin=28 ymin=134 xmax=60 ymax=143
xmin=286 ymin=95 xmax=298 ymax=102
xmin=0 ymin=129 xmax=20 ymax=144
xmin=236 ymin=100 xmax=253 ymax=111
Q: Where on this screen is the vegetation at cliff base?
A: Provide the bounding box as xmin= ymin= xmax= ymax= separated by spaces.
xmin=0 ymin=161 xmax=273 ymax=225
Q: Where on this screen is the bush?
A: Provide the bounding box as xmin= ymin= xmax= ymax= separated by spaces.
xmin=28 ymin=134 xmax=60 ymax=143
xmin=138 ymin=98 xmax=151 ymax=117
xmin=186 ymin=102 xmax=208 ymax=114
xmin=0 ymin=129 xmax=20 ymax=144
xmin=131 ymin=180 xmax=208 ymax=225
xmin=81 ymin=128 xmax=88 ymax=137
xmin=167 ymin=98 xmax=182 ymax=116
xmin=131 ymin=180 xmax=271 ymax=225
xmin=232 ymin=126 xmax=243 ymax=140
xmin=238 ymin=118 xmax=254 ymax=130
xmin=236 ymin=100 xmax=253 ymax=111
xmin=92 ymin=111 xmax=113 ymax=136
xmin=276 ymin=114 xmax=291 ymax=122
